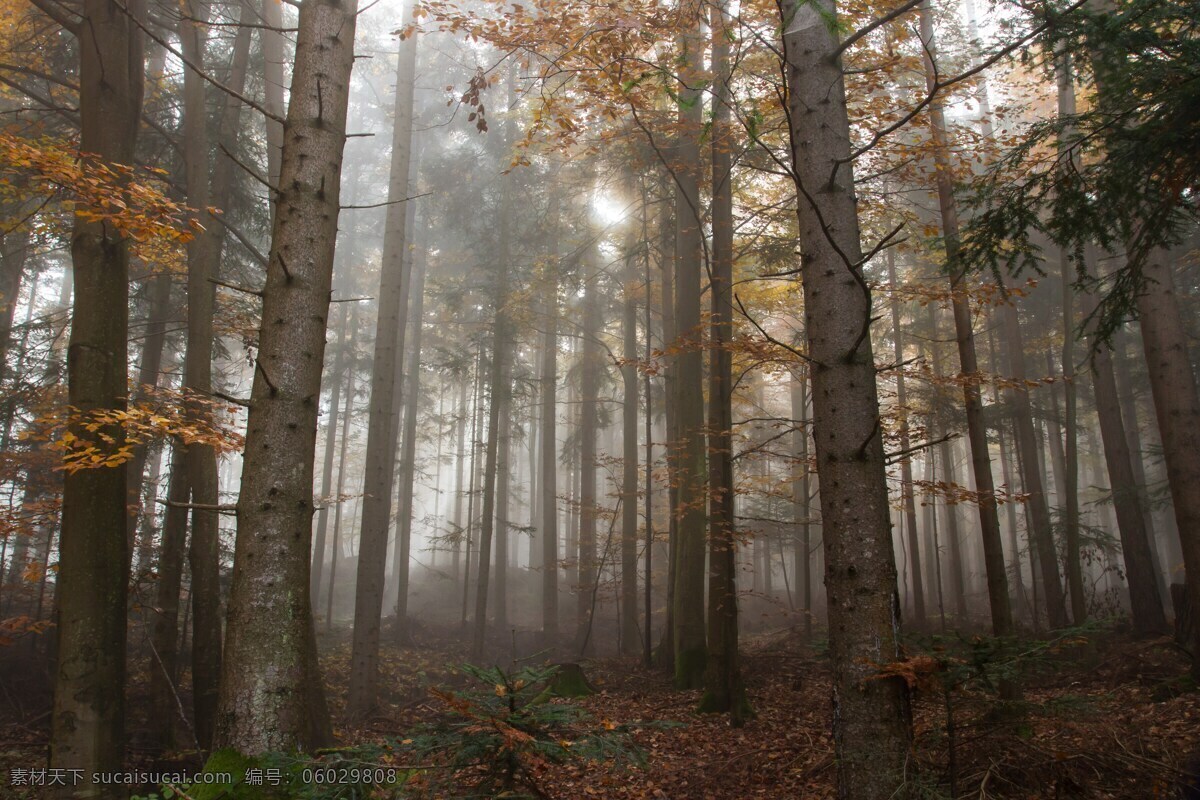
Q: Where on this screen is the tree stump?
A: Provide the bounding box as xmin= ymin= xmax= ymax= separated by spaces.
xmin=534 ymin=663 xmax=596 ymax=703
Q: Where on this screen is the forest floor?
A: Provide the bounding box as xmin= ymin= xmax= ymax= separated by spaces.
xmin=324 ymin=623 xmax=1200 ymax=799
xmin=1 ymin=624 xmax=1197 ymax=798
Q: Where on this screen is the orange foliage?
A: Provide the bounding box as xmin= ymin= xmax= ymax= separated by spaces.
xmin=19 ymin=386 xmax=244 ymax=474
xmin=0 ymin=130 xmax=200 ymax=268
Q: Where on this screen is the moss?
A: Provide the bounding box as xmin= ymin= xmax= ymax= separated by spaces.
xmin=533 ymin=663 xmax=596 ymax=702
xmin=695 ymin=689 xmax=722 ymax=714
xmin=673 ymin=646 xmax=707 ymax=690
xmin=180 ymin=749 xmax=264 ymax=800
xmin=696 ymin=682 xmax=756 ymax=724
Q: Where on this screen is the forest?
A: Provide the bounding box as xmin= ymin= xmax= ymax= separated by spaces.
xmin=0 ymin=0 xmax=1198 ymax=795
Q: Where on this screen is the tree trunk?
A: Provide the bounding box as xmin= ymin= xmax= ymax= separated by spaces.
xmin=998 ymin=297 xmax=1069 ymax=628
xmin=655 ymin=202 xmax=678 ymax=671
xmin=125 ymin=273 xmax=172 ymax=557
xmin=461 ymin=348 xmax=484 ymax=627
xmin=540 ymin=270 xmax=559 ymax=645
xmin=574 ymin=246 xmax=601 ymax=655
xmin=313 ymin=301 xmax=350 ymax=611
xmin=471 ymin=87 xmax=517 ymax=660
xmin=1087 ymin=318 xmax=1167 ymax=632
xmin=780 ymin=1 xmax=912 ymax=794
xmin=452 ymin=369 xmax=468 ymax=584
xmin=643 ymin=229 xmax=655 ymax=666
xmin=916 ymin=0 xmax=1015 ymax=643
xmin=791 ymin=370 xmax=813 ymax=638
xmin=702 ymin=0 xmax=745 ymax=721
xmin=1048 ymin=44 xmax=1084 ymax=616
xmin=1114 ymin=331 xmax=1172 ymax=597
xmin=149 ymin=445 xmax=189 ymax=749
xmin=50 ymin=0 xmax=142 ymax=791
xmin=621 ymin=227 xmax=640 ymax=655
xmin=0 ymin=222 xmax=30 ymax=390
xmin=393 ymin=216 xmax=427 ymax=636
xmin=888 ymin=252 xmax=925 ymax=628
xmin=213 ymin=0 xmax=356 ymax=749
xmin=179 ymin=0 xmax=224 ymax=745
xmin=492 ymin=367 xmax=513 ymax=632
xmin=327 ymin=305 xmax=359 ymax=631
xmin=1135 ymin=253 xmax=1200 ymax=671
xmin=348 ymin=19 xmax=418 ymax=716
xmin=670 ymin=3 xmax=708 ymax=688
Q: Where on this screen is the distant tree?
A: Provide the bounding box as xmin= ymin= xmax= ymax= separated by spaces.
xmin=349 ymin=15 xmax=419 ymax=717
xmin=962 ymin=0 xmax=1200 ymax=668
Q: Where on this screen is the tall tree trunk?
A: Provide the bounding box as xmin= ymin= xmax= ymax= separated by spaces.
xmin=452 ymin=369 xmax=468 ymax=584
xmin=791 ymin=370 xmax=813 ymax=638
xmin=780 ymin=1 xmax=912 ymax=794
xmin=461 ymin=348 xmax=484 ymax=627
xmin=50 ymin=0 xmax=142 ymax=791
xmin=149 ymin=445 xmax=189 ymax=749
xmin=621 ymin=229 xmax=640 ymax=655
xmin=134 ymin=441 xmax=165 ymax=574
xmin=998 ymin=296 xmax=1069 ymax=628
xmin=702 ymin=0 xmax=745 ymax=721
xmin=393 ymin=218 xmax=427 ymax=636
xmin=888 ymin=252 xmax=926 ymax=628
xmin=1114 ymin=331 xmax=1171 ymax=596
xmin=540 ymin=271 xmax=559 ymax=645
xmin=922 ymin=312 xmax=970 ymax=621
xmin=655 ymin=202 xmax=678 ymax=671
xmin=213 ymin=0 xmax=356 ymax=749
xmin=574 ymin=246 xmax=601 ymax=655
xmin=643 ymin=227 xmax=655 ymax=666
xmin=313 ymin=301 xmax=350 ymax=611
xmin=670 ymin=3 xmax=708 ymax=688
xmin=327 ymin=304 xmax=359 ymax=631
xmin=917 ymin=0 xmax=1015 ymax=644
xmin=1134 ymin=254 xmax=1200 ymax=668
xmin=1050 ymin=48 xmax=1085 ymax=617
xmin=0 ymin=222 xmax=30 ymax=389
xmin=126 ymin=273 xmax=172 ymax=555
xmin=471 ymin=86 xmax=517 ymax=660
xmin=492 ymin=368 xmax=512 ymax=632
xmin=179 ymin=0 xmax=223 ymax=745
xmin=1087 ymin=315 xmax=1167 ymax=632
xmin=348 ymin=18 xmax=418 ymax=716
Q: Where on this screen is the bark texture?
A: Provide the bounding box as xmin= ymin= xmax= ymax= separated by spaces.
xmin=50 ymin=0 xmax=142 ymax=793
xmin=213 ymin=0 xmax=356 ymax=751
xmin=781 ymin=1 xmax=912 ymax=795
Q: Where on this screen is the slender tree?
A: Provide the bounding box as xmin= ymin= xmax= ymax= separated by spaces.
xmin=348 ymin=16 xmax=419 ymax=716
xmin=620 ymin=222 xmax=640 ymax=655
xmin=701 ymin=0 xmax=746 ymax=721
xmin=888 ymin=251 xmax=926 ymax=628
xmin=670 ymin=0 xmax=709 ymax=688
